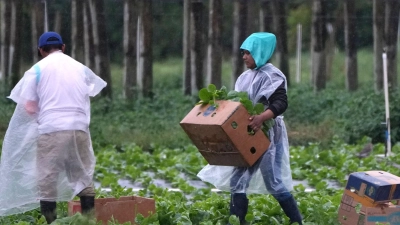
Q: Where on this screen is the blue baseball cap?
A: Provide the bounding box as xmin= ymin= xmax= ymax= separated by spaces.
xmin=38 ymin=31 xmax=63 ymax=48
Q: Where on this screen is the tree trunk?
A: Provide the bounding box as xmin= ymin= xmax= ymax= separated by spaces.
xmin=123 ymin=0 xmax=138 ymax=100
xmin=325 ymin=6 xmax=341 ymax=82
xmin=325 ymin=22 xmax=335 ymax=81
xmin=10 ymin=0 xmax=23 ymax=89
xmin=30 ymin=0 xmax=45 ymax=63
xmin=344 ymin=0 xmax=358 ymax=91
xmin=191 ymin=0 xmax=205 ymax=93
xmin=373 ymin=0 xmax=385 ymax=91
xmin=271 ymin=0 xmax=290 ymax=85
xmin=71 ymin=0 xmax=84 ymax=63
xmin=311 ymin=0 xmax=327 ymax=91
xmin=0 ymin=0 xmax=11 ymax=82
xmin=206 ymin=0 xmax=223 ymax=88
xmin=139 ymin=0 xmax=153 ymax=98
xmin=182 ymin=0 xmax=191 ymax=95
xmin=385 ymin=0 xmax=400 ymax=88
xmin=83 ymin=0 xmax=95 ymax=69
xmin=259 ymin=0 xmax=273 ymax=32
xmin=53 ymin=10 xmax=62 ymax=34
xmin=89 ymin=0 xmax=112 ymax=98
xmin=231 ymin=0 xmax=247 ymax=87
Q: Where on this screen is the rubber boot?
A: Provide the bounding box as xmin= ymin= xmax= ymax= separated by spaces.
xmin=80 ymin=196 xmax=95 ymax=217
xmin=278 ymin=195 xmax=303 ymax=225
xmin=229 ymin=193 xmax=249 ymax=225
xmin=40 ymin=201 xmax=57 ymax=224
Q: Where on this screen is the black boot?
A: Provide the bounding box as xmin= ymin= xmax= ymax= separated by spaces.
xmin=40 ymin=201 xmax=57 ymax=224
xmin=229 ymin=193 xmax=249 ymax=225
xmin=278 ymin=195 xmax=303 ymax=225
xmin=80 ymin=196 xmax=95 ymax=216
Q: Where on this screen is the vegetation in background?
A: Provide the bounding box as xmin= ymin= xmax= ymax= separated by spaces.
xmin=1 ymin=48 xmax=399 ymax=148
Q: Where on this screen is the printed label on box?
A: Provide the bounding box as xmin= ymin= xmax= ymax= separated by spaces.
xmin=203 ymin=105 xmax=216 ymax=117
xmin=367 ymin=211 xmax=400 ymax=224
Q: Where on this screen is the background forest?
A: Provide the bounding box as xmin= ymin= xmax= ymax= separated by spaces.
xmin=1 ymin=0 xmax=399 ymax=145
xmin=1 ymin=0 xmax=400 ymax=224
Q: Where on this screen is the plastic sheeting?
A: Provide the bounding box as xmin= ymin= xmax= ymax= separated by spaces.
xmin=0 ymin=54 xmax=106 ymax=216
xmin=197 ymin=63 xmax=293 ymax=195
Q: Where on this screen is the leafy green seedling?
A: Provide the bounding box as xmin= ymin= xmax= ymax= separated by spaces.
xmin=197 ymin=84 xmax=275 ymax=138
xmin=198 ymin=84 xmax=228 ymax=108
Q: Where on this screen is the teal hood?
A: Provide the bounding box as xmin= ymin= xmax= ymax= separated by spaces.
xmin=240 ymin=32 xmax=276 ymax=70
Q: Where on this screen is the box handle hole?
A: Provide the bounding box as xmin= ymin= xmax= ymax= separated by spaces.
xmin=250 ymin=147 xmax=256 ymax=154
xmin=196 ymin=112 xmax=201 ymax=116
xmin=231 ymin=121 xmax=238 ymax=129
xmin=247 ymin=125 xmax=255 ymax=135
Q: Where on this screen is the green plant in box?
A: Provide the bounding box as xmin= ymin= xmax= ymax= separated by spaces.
xmin=197 ymin=84 xmax=275 ymax=138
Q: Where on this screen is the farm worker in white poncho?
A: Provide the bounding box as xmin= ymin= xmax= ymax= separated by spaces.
xmin=0 ymin=31 xmax=106 ymax=224
xmin=197 ymin=32 xmax=302 ymax=225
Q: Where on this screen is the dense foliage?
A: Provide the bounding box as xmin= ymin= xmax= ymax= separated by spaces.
xmin=285 ymin=84 xmax=400 ymax=146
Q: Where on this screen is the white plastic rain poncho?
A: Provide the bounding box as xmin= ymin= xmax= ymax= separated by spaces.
xmin=197 ymin=33 xmax=293 ymax=195
xmin=0 ymin=51 xmax=106 ymax=216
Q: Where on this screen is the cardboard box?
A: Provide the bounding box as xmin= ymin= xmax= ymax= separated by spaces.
xmin=345 ymin=171 xmax=400 ymax=206
xmin=180 ymin=100 xmax=270 ymax=167
xmin=338 ymin=189 xmax=400 ymax=225
xmin=68 ymin=196 xmax=156 ymax=225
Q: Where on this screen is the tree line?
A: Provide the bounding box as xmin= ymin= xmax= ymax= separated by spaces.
xmin=0 ymin=0 xmax=399 ymax=100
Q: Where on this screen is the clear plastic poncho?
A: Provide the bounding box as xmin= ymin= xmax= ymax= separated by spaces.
xmin=0 ymin=53 xmax=106 ymax=216
xmin=197 ymin=33 xmax=293 ymax=195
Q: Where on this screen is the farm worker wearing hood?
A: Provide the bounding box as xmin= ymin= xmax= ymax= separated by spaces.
xmin=232 ymin=32 xmax=302 ymax=224
xmin=197 ymin=32 xmax=302 ymax=225
xmin=0 ymin=31 xmax=107 ymax=224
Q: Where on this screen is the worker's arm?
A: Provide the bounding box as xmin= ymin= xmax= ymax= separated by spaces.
xmin=249 ymin=81 xmax=287 ymax=131
xmin=25 ymin=100 xmax=38 ymax=115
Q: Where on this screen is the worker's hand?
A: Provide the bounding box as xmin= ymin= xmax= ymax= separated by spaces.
xmin=249 ymin=115 xmax=264 ymax=132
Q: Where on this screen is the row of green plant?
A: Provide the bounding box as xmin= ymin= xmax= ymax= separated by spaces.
xmin=1 ymin=138 xmax=399 ymax=224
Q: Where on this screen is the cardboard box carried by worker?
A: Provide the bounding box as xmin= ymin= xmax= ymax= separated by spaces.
xmin=180 ymin=100 xmax=270 ymax=167
xmin=68 ymin=196 xmax=156 ymax=225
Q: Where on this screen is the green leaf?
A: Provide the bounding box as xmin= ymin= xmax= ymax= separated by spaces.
xmin=228 ymin=215 xmax=240 ymax=225
xmin=227 ymin=90 xmax=239 ymax=99
xmin=240 ymin=99 xmax=254 ymax=113
xmin=245 ymin=214 xmax=254 ymax=222
xmin=207 ymin=84 xmax=217 ymax=93
xmin=199 ymin=88 xmax=211 ymax=102
xmin=253 ymin=103 xmax=264 ymax=115
xmin=236 ymin=91 xmax=248 ymax=99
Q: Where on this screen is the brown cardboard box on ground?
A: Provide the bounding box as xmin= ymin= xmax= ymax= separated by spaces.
xmin=338 ymin=189 xmax=400 ymax=224
xmin=180 ymin=100 xmax=270 ymax=167
xmin=338 ymin=171 xmax=400 ymax=225
xmin=68 ymin=196 xmax=156 ymax=225
xmin=344 ymin=171 xmax=400 ymax=207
